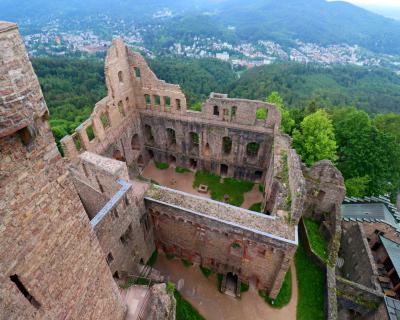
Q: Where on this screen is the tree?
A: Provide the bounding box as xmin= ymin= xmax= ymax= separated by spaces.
xmin=345 ymin=176 xmax=371 ymax=197
xmin=266 ymin=91 xmax=295 ymax=134
xmin=374 ymin=113 xmax=400 ymax=143
xmin=333 ymin=108 xmax=400 ymax=197
xmin=293 ymin=109 xmax=337 ymax=166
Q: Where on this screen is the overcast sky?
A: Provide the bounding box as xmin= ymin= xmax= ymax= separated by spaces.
xmin=335 ymin=0 xmax=400 ymax=7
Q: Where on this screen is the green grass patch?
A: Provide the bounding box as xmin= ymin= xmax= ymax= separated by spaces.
xmin=296 ymin=242 xmax=325 ymax=320
xmin=193 ymin=170 xmax=254 ymax=207
xmin=303 ymin=218 xmax=329 ymax=262
xmin=136 ymin=277 xmax=151 ymax=285
xmin=175 ymin=289 xmax=205 ymax=320
xmin=176 ymin=166 xmax=191 ymax=173
xmin=155 ymin=161 xmax=169 ymax=170
xmin=241 ymin=282 xmax=249 ymax=293
xmin=200 ymin=266 xmax=212 ymax=278
xmin=182 ymin=259 xmax=193 ymax=268
xmin=260 ymin=267 xmax=292 ymax=308
xmin=249 ymin=202 xmax=262 ymax=212
xmin=146 ymin=250 xmax=158 ymax=267
xmin=259 ymin=184 xmax=265 ymax=193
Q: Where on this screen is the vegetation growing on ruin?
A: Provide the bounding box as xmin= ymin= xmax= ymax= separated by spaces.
xmin=256 ymin=108 xmax=267 ymax=120
xmin=295 ymin=242 xmax=325 ymax=320
xmin=174 ymin=289 xmax=206 ymax=320
xmin=155 ymin=161 xmax=169 ymax=170
xmin=166 ymin=253 xmax=176 ymax=260
xmin=146 ymin=250 xmax=158 ymax=267
xmin=200 ymin=266 xmax=212 ymax=278
xmin=248 ymin=202 xmax=262 ymax=213
xmin=193 ymin=170 xmax=254 ymax=207
xmin=182 ymin=259 xmax=193 ymax=268
xmin=31 ymin=57 xmax=400 ymax=200
xmin=260 ymin=267 xmax=292 ymax=308
xmin=240 ymin=282 xmax=250 ymax=293
xmin=176 ymin=166 xmax=191 ymax=173
xmin=303 ymin=218 xmax=329 ymax=262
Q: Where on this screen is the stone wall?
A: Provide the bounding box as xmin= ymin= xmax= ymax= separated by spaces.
xmin=0 ymin=22 xmax=125 ymax=319
xmin=338 ymin=223 xmax=380 ymax=290
xmin=145 ymin=186 xmax=297 ymax=298
xmin=71 ymin=152 xmax=156 ymax=278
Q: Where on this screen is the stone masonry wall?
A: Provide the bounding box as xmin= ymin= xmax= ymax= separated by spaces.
xmin=145 ymin=196 xmax=296 ymax=298
xmin=0 ymin=22 xmax=125 ymax=319
xmin=72 ymin=152 xmax=156 ymax=278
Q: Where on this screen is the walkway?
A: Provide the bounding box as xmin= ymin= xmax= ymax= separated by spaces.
xmin=155 ymin=254 xmax=298 ymax=320
xmin=142 ymin=161 xmax=264 ymax=210
xmin=120 ymin=286 xmax=149 ymax=320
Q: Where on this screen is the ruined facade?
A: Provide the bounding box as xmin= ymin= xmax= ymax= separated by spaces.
xmin=59 ymin=38 xmax=344 ymax=300
xmin=1 ymin=23 xmax=346 ymax=319
xmin=0 ymin=22 xmax=126 ymax=319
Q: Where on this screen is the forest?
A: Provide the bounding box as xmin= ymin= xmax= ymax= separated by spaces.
xmin=31 ymin=56 xmax=400 ymax=199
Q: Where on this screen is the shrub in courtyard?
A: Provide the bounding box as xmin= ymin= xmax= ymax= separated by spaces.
xmin=200 ymin=266 xmax=212 ymax=278
xmin=182 ymin=259 xmax=193 ymax=268
xmin=175 ymin=289 xmax=205 ymax=320
xmin=155 ymin=161 xmax=169 ymax=170
xmin=176 ymin=166 xmax=191 ymax=173
xmin=146 ymin=250 xmax=158 ymax=267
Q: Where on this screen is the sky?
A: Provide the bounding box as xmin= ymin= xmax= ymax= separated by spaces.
xmin=337 ymin=0 xmax=400 ymax=7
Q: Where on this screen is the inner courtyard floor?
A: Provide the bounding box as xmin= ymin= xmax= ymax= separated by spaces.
xmin=155 ymin=253 xmax=298 ymax=320
xmin=141 ymin=161 xmax=263 ymax=210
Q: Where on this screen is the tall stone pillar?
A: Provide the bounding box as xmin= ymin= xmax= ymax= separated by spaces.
xmin=0 ymin=21 xmax=126 ymax=320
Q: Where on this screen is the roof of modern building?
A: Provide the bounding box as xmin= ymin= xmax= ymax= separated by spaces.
xmin=341 ymin=196 xmax=400 ymax=231
xmin=385 ymin=296 xmax=400 ymax=320
xmin=380 ymin=235 xmax=400 ymax=278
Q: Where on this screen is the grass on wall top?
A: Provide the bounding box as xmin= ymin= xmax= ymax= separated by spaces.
xmin=303 ymin=218 xmax=329 ymax=262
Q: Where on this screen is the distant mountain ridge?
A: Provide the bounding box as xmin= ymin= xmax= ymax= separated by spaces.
xmin=1 ymin=0 xmax=400 ymax=54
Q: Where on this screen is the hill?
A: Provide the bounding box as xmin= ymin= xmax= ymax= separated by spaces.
xmin=228 ymin=63 xmax=400 ymax=114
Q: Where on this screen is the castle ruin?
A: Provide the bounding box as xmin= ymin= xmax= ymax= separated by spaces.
xmin=1 ymin=22 xmax=345 ymax=319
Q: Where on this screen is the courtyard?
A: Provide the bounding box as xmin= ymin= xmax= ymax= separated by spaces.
xmin=141 ymin=161 xmax=264 ymax=211
xmin=155 ymin=253 xmax=298 ymax=320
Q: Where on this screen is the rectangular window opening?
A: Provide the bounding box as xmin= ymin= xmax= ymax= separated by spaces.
xmin=10 ymin=275 xmax=41 ymax=309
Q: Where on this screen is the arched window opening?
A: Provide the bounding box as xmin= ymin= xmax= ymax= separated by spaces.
xmin=255 ymin=171 xmax=263 ymax=182
xmin=246 ymin=142 xmax=260 ymax=157
xmin=222 ymin=136 xmax=232 ymax=154
xmin=100 ymin=113 xmax=110 ymax=129
xmin=118 ymin=100 xmax=125 ymax=117
xmin=131 ymin=134 xmax=140 ymax=150
xmin=154 ymin=95 xmax=161 ymax=106
xmin=125 ymin=97 xmax=130 ymax=108
xmin=86 ymin=125 xmax=95 ymax=141
xmin=220 ymin=164 xmax=228 ymax=177
xmin=190 ymin=132 xmax=199 ymax=151
xmin=118 ymin=71 xmax=123 ymax=84
xmin=166 ymin=128 xmax=176 ymax=146
xmin=165 ymin=96 xmax=171 ymax=109
xmin=213 ymin=105 xmax=219 ymax=116
xmin=169 ymin=155 xmax=177 ymax=166
xmin=144 ymin=124 xmax=155 ymax=144
xmin=231 ymin=106 xmax=237 ymax=120
xmin=176 ymin=99 xmax=181 ymax=110
xmin=204 ymin=143 xmax=211 ymax=157
xmin=135 ymin=67 xmax=141 ymax=78
xmin=145 ymin=94 xmax=151 ymax=105
xmin=256 ymin=107 xmax=268 ymax=120
xmin=148 ymin=149 xmax=154 ymax=159
xmin=190 ymin=158 xmax=197 ymax=169
xmin=113 ymin=149 xmax=126 ymax=162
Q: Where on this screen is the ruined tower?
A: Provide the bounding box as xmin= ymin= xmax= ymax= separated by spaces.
xmin=0 ymin=21 xmax=125 ymax=319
